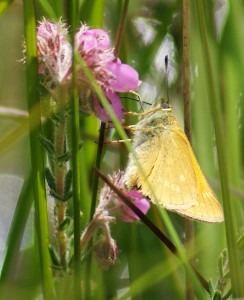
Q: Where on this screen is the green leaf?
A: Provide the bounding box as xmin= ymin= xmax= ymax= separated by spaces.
xmin=50 ymin=190 xmax=72 ymax=202
xmin=48 ymin=246 xmax=60 ymax=267
xmin=44 ymin=168 xmax=56 ymax=192
xmin=40 ymin=135 xmax=55 ymax=156
xmin=50 ymin=112 xmax=62 ymax=123
xmin=49 ymin=190 xmax=65 ymax=202
xmin=237 ymin=227 xmax=244 ymax=249
xmin=58 ymin=217 xmax=71 ymax=231
xmin=64 ymin=191 xmax=73 ymax=201
xmin=57 ymin=144 xmax=83 ymax=162
xmin=57 ymin=151 xmax=71 ymax=162
xmin=64 ymin=169 xmax=73 ymax=196
xmin=213 ymin=290 xmax=222 ymax=300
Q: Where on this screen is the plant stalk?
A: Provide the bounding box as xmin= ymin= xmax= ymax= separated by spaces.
xmin=54 ymin=86 xmax=68 ymax=269
xmin=183 ymin=0 xmax=195 ymax=299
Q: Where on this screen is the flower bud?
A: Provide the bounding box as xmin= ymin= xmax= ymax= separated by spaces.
xmin=37 ymin=19 xmax=72 ymax=86
xmin=93 ymin=235 xmax=119 ymax=270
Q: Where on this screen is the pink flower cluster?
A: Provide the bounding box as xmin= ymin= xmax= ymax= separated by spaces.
xmin=37 ymin=19 xmax=140 ymax=122
xmin=99 ymin=171 xmax=150 ymax=223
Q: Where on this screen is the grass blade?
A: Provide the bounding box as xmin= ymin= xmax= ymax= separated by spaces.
xmin=23 ymin=0 xmax=54 ymax=297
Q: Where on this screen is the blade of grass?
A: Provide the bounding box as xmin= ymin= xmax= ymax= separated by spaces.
xmin=79 ymin=0 xmax=104 ymax=25
xmin=219 ymin=1 xmax=243 ymax=229
xmin=195 ymin=0 xmax=244 ymax=297
xmin=114 ymin=0 xmax=129 ymax=57
xmin=23 ymin=0 xmax=54 ymax=298
xmin=191 ymin=22 xmax=225 ymax=277
xmin=37 ymin=0 xmax=58 ymax=20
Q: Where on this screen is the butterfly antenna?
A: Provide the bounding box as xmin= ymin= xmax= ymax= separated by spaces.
xmin=165 ymin=55 xmax=169 ymax=106
xmin=129 ymin=90 xmax=144 ymax=112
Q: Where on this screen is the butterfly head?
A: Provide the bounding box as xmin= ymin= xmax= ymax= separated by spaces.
xmin=151 ymin=97 xmax=170 ymax=109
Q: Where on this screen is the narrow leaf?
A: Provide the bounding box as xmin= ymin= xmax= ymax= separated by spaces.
xmin=45 ymin=167 xmax=56 ymax=192
xmin=58 ymin=217 xmax=71 ymax=231
xmin=64 ymin=169 xmax=73 ymax=196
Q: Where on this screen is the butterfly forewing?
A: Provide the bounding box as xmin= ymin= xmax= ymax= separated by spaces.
xmin=145 ymin=127 xmax=199 ymax=208
xmin=125 ymin=110 xmax=198 ymax=209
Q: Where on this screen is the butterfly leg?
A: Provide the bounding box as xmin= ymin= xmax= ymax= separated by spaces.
xmin=125 ymin=106 xmax=161 ymax=117
xmin=103 ymin=138 xmax=131 ymax=145
xmin=124 ymin=125 xmax=154 ymax=133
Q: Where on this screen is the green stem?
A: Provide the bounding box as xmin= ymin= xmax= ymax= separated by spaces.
xmin=54 ymin=86 xmax=68 ymax=269
xmin=182 ymin=0 xmax=195 ymax=299
xmin=90 ymin=122 xmax=106 ymax=221
xmin=71 ymin=79 xmax=82 ymax=299
xmin=23 ymin=0 xmax=54 ymax=297
xmin=85 ymin=121 xmax=106 ymax=300
xmin=114 ymin=0 xmax=130 ymax=57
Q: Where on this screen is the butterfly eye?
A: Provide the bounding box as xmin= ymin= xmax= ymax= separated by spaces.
xmin=161 ymin=101 xmax=170 ymax=109
xmin=150 ymin=120 xmax=157 ymax=126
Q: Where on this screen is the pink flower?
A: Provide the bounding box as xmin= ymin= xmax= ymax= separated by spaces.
xmin=35 ymin=20 xmax=140 ymax=122
xmin=75 ymin=26 xmax=139 ymax=122
xmin=118 ymin=190 xmax=150 ymax=222
xmin=37 ymin=19 xmax=72 ymax=87
xmin=93 ymin=90 xmax=124 ymax=123
xmin=99 ymin=172 xmax=150 ymax=222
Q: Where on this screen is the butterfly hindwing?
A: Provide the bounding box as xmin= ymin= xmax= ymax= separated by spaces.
xmin=174 ymin=141 xmax=224 ymax=222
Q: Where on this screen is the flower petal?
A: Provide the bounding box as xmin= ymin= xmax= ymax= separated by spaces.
xmin=88 ymin=29 xmax=110 ymax=49
xmin=105 ymin=61 xmax=140 ymax=92
xmin=76 ymin=31 xmax=98 ymax=53
xmin=119 ymin=191 xmax=150 ymax=222
xmin=75 ymin=28 xmax=110 ymax=55
xmin=93 ymin=90 xmax=124 ymax=122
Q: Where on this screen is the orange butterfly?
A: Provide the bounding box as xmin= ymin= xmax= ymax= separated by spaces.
xmin=124 ymin=103 xmax=224 ymax=223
